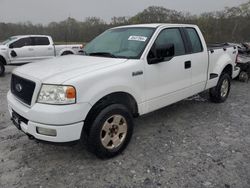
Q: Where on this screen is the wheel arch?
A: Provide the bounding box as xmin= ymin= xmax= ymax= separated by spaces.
xmin=221 ymin=64 xmax=233 ymax=78
xmin=0 ymin=55 xmax=7 ymax=65
xmin=83 ymin=91 xmax=139 ymax=136
xmin=88 ymin=91 xmax=139 ymax=118
xmin=59 ymin=49 xmax=75 ymax=56
xmin=212 ymin=53 xmax=234 ymax=79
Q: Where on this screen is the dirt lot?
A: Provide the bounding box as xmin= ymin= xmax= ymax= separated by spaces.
xmin=0 ymin=66 xmax=250 ymax=188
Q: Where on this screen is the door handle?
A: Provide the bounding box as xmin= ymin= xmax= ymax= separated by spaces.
xmin=185 ymin=61 xmax=191 ymax=69
xmin=28 ymin=48 xmax=34 ymax=51
xmin=48 ymin=47 xmax=53 ymax=50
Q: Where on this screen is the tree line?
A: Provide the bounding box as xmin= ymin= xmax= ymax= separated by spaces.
xmin=0 ymin=1 xmax=250 ymax=43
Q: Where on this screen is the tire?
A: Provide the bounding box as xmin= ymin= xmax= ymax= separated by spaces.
xmin=85 ymin=104 xmax=134 ymax=159
xmin=238 ymin=71 xmax=249 ymax=82
xmin=0 ymin=61 xmax=5 ymax=77
xmin=61 ymin=51 xmax=73 ymax=56
xmin=209 ymin=73 xmax=231 ymax=103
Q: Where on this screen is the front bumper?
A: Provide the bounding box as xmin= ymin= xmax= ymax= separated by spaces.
xmin=10 ymin=111 xmax=84 ymax=142
xmin=7 ymin=91 xmax=92 ymax=142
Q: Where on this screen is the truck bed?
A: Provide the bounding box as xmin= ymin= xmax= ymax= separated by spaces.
xmin=207 ymin=43 xmax=237 ymax=51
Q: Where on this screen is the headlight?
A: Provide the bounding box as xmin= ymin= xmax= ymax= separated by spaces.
xmin=37 ymin=84 xmax=76 ymax=104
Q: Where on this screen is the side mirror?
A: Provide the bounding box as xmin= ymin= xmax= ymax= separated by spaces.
xmin=156 ymin=43 xmax=175 ymax=59
xmin=10 ymin=50 xmax=17 ymax=57
xmin=148 ymin=43 xmax=175 ymax=64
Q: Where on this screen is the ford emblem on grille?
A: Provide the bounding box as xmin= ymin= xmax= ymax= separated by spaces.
xmin=15 ymin=83 xmax=23 ymax=92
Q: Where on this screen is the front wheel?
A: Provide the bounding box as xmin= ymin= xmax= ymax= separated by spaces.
xmin=0 ymin=61 xmax=5 ymax=77
xmin=209 ymin=73 xmax=231 ymax=103
xmin=85 ymin=104 xmax=134 ymax=158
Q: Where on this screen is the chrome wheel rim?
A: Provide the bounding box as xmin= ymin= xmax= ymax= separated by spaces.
xmin=100 ymin=115 xmax=128 ymax=150
xmin=221 ymin=79 xmax=229 ymax=97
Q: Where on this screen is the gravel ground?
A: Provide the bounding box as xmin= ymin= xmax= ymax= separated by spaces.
xmin=0 ymin=66 xmax=250 ymax=188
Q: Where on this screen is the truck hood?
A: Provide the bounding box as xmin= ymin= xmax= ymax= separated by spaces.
xmin=14 ymin=55 xmax=128 ymax=83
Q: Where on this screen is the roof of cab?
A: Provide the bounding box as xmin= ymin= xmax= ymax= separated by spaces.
xmin=114 ymin=23 xmax=198 ymax=29
xmin=12 ymin=35 xmax=50 ymax=38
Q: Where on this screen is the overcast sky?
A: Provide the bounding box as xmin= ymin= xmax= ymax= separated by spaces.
xmin=0 ymin=0 xmax=247 ymax=24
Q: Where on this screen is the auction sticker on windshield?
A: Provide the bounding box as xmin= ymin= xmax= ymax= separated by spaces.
xmin=128 ymin=36 xmax=148 ymax=42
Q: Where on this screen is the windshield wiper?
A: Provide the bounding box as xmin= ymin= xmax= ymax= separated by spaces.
xmin=89 ymin=52 xmax=117 ymax=58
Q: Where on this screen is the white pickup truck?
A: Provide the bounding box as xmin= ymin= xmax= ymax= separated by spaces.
xmin=7 ymin=24 xmax=240 ymax=158
xmin=0 ymin=35 xmax=83 ymax=76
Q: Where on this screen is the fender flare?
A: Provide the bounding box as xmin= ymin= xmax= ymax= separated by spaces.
xmin=88 ymin=87 xmax=141 ymax=108
xmin=78 ymin=85 xmax=143 ymax=115
xmin=59 ymin=49 xmax=75 ymax=56
xmin=0 ymin=54 xmax=7 ymax=65
xmin=205 ymin=55 xmax=233 ymax=89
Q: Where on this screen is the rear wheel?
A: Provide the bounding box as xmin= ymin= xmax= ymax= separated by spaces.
xmin=85 ymin=104 xmax=134 ymax=159
xmin=209 ymin=73 xmax=231 ymax=103
xmin=0 ymin=61 xmax=5 ymax=77
xmin=61 ymin=51 xmax=73 ymax=56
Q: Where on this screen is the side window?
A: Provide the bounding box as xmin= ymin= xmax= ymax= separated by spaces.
xmin=186 ymin=28 xmax=203 ymax=53
xmin=10 ymin=37 xmax=32 ymax=48
xmin=155 ymin=28 xmax=186 ymax=56
xmin=33 ymin=37 xmax=50 ymax=46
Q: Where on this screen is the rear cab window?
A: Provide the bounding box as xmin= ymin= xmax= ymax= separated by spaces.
xmin=185 ymin=28 xmax=203 ymax=53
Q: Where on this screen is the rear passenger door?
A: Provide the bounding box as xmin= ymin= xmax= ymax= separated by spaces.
xmin=31 ymin=37 xmax=55 ymax=61
xmin=144 ymin=27 xmax=192 ymax=112
xmin=184 ymin=27 xmax=208 ymax=90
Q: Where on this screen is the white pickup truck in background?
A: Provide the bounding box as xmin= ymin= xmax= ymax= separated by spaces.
xmin=0 ymin=35 xmax=83 ymax=76
xmin=7 ymin=24 xmax=240 ymax=158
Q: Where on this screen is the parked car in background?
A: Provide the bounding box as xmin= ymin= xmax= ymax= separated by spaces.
xmin=0 ymin=35 xmax=83 ymax=76
xmin=7 ymin=24 xmax=240 ymax=158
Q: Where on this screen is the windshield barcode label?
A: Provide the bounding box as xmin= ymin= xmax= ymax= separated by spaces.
xmin=128 ymin=36 xmax=147 ymax=42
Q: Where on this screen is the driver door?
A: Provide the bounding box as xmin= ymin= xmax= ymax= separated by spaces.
xmin=144 ymin=28 xmax=192 ymax=113
xmin=9 ymin=37 xmax=35 ymax=64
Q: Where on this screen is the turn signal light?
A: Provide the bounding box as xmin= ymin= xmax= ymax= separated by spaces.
xmin=66 ymin=86 xmax=76 ymax=99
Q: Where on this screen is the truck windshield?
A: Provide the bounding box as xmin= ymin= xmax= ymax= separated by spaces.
xmin=83 ymin=27 xmax=155 ymax=59
xmin=1 ymin=37 xmax=18 ymax=45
